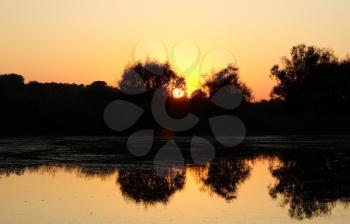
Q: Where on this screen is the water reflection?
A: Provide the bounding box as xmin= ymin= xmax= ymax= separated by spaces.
xmin=1 ymin=161 xmax=251 ymax=205
xmin=193 ymin=159 xmax=252 ymax=201
xmin=1 ymin=137 xmax=350 ymax=221
xmin=117 ymin=167 xmax=185 ymax=205
xmin=269 ymin=151 xmax=350 ymax=220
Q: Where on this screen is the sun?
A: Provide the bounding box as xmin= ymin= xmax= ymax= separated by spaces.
xmin=172 ymin=88 xmax=185 ymax=98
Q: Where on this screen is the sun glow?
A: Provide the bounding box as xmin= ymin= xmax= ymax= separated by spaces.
xmin=172 ymin=88 xmax=185 ymax=98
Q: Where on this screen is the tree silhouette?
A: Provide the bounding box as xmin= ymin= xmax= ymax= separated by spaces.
xmin=0 ymin=73 xmax=25 ymax=93
xmin=118 ymin=60 xmax=186 ymax=95
xmin=190 ymin=89 xmax=207 ymax=100
xmin=270 ymin=44 xmax=350 ymax=112
xmin=204 ymin=64 xmax=252 ymax=101
xmin=0 ymin=73 xmax=24 ymax=85
xmin=2 ymin=46 xmax=350 ymax=136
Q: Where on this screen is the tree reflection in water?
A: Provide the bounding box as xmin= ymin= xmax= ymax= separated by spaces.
xmin=269 ymin=151 xmax=350 ymax=220
xmin=117 ymin=166 xmax=185 ymax=205
xmin=193 ymin=158 xmax=252 ymax=201
xmin=1 ymin=147 xmax=350 ymax=219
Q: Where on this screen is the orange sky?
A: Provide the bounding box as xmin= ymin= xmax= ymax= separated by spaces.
xmin=1 ymin=0 xmax=350 ymax=100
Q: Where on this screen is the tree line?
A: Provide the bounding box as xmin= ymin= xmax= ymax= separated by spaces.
xmin=1 ymin=44 xmax=350 ymax=135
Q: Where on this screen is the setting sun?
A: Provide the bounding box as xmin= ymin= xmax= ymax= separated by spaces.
xmin=172 ymin=88 xmax=185 ymax=98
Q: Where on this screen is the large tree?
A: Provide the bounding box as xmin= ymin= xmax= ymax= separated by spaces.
xmin=270 ymin=44 xmax=350 ymax=111
xmin=118 ymin=60 xmax=186 ymax=95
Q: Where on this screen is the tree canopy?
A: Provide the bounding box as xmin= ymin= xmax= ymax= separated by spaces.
xmin=270 ymin=44 xmax=350 ymax=112
xmin=203 ymin=64 xmax=252 ymax=102
xmin=118 ymin=60 xmax=186 ymax=95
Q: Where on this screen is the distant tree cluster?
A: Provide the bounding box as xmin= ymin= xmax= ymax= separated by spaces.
xmin=0 ymin=74 xmax=117 ymax=135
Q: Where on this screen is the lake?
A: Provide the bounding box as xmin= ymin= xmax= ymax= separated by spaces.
xmin=1 ymin=136 xmax=350 ymax=224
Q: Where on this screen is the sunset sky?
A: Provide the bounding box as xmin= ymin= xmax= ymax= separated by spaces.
xmin=1 ymin=0 xmax=350 ymax=100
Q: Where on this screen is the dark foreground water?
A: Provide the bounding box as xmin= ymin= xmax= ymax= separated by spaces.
xmin=1 ymin=136 xmax=350 ymax=224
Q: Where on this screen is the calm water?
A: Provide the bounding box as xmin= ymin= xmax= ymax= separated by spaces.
xmin=1 ymin=136 xmax=350 ymax=224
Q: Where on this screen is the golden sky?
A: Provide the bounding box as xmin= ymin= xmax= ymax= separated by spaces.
xmin=1 ymin=0 xmax=350 ymax=100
